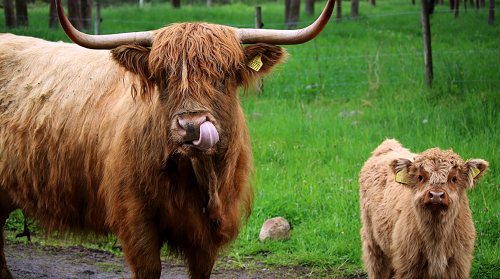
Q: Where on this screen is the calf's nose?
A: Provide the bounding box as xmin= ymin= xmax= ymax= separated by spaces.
xmin=428 ymin=190 xmax=446 ymax=204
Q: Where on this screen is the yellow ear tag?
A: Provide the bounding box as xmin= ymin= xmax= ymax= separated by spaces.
xmin=471 ymin=167 xmax=480 ymax=178
xmin=247 ymin=54 xmax=263 ymax=72
xmin=395 ymin=169 xmax=409 ymax=184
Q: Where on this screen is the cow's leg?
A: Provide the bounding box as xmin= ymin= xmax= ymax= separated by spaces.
xmin=112 ymin=214 xmax=162 ymax=279
xmin=184 ymin=244 xmax=218 ymax=279
xmin=0 ymin=194 xmax=15 ymax=279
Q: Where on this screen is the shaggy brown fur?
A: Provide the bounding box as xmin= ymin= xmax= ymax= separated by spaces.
xmin=0 ymin=23 xmax=286 ymax=279
xmin=359 ymin=139 xmax=488 ymax=279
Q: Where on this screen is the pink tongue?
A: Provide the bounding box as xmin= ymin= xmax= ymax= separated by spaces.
xmin=193 ymin=122 xmax=219 ymax=151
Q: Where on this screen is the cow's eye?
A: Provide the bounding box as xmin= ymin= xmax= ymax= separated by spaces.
xmin=452 ymin=176 xmax=457 ymax=183
xmin=418 ymin=175 xmax=423 ymax=181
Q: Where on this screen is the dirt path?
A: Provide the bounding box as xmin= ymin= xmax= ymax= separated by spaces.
xmin=5 ymin=241 xmax=366 ymax=278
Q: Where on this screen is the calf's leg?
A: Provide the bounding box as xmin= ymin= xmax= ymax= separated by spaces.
xmin=361 ymin=228 xmax=392 ymax=279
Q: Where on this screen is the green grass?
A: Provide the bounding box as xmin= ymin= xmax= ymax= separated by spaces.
xmin=2 ymin=0 xmax=500 ymax=277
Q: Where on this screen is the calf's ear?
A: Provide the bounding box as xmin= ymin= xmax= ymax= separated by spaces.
xmin=463 ymin=159 xmax=489 ymax=189
xmin=242 ymin=43 xmax=288 ymax=81
xmin=391 ymin=158 xmax=412 ymax=185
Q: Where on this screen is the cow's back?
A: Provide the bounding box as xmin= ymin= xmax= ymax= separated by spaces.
xmin=0 ymin=34 xmax=139 ymax=234
xmin=358 ymin=139 xmax=415 ymax=254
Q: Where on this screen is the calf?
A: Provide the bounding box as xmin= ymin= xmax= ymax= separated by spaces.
xmin=359 ymin=139 xmax=488 ymax=279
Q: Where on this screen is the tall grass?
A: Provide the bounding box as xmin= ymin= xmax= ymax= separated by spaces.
xmin=1 ymin=0 xmax=499 ymax=277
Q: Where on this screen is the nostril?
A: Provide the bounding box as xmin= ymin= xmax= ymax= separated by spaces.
xmin=177 ymin=119 xmax=186 ymax=129
xmin=177 ymin=119 xmax=187 ymax=136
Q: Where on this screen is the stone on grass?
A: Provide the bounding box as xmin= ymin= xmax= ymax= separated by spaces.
xmin=259 ymin=217 xmax=290 ymax=242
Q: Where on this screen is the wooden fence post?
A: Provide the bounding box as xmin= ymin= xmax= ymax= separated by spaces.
xmin=420 ymin=0 xmax=433 ymax=88
xmin=255 ymin=7 xmax=263 ymax=93
xmin=488 ymin=0 xmax=494 ymax=25
xmin=255 ymin=6 xmax=262 ymax=28
xmin=94 ymin=3 xmax=101 ymax=35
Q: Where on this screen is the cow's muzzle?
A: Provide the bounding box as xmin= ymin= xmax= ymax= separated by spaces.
xmin=175 ymin=114 xmax=219 ymax=151
xmin=423 ymin=189 xmax=449 ymax=211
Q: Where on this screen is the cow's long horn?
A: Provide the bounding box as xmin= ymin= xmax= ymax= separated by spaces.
xmin=237 ymin=0 xmax=335 ymax=45
xmin=56 ymin=0 xmax=154 ymax=49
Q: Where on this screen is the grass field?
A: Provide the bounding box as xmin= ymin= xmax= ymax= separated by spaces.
xmin=1 ymin=0 xmax=500 ymax=277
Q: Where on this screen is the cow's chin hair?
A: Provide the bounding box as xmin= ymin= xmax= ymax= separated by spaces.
xmin=178 ymin=143 xmax=218 ymax=157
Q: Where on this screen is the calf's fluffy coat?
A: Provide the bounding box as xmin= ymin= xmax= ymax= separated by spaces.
xmin=359 ymin=139 xmax=488 ymax=279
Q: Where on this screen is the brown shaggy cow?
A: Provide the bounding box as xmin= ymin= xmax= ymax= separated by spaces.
xmin=0 ymin=1 xmax=335 ymax=278
xmin=359 ymin=139 xmax=488 ymax=279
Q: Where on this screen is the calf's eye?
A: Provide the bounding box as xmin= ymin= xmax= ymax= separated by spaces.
xmin=418 ymin=175 xmax=423 ymax=181
xmin=452 ymin=176 xmax=457 ymax=183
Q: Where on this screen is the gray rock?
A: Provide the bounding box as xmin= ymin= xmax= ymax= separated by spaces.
xmin=259 ymin=217 xmax=291 ymax=242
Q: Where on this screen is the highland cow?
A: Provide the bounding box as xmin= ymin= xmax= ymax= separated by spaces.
xmin=359 ymin=139 xmax=488 ymax=279
xmin=0 ymin=0 xmax=335 ymax=278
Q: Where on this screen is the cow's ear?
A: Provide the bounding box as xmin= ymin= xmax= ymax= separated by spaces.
xmin=391 ymin=158 xmax=412 ymax=185
xmin=462 ymin=159 xmax=489 ymax=189
xmin=242 ymin=43 xmax=288 ymax=78
xmin=111 ymin=45 xmax=156 ymax=100
xmin=111 ymin=45 xmax=152 ymax=78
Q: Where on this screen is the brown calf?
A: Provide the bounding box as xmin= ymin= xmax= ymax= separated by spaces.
xmin=359 ymin=139 xmax=488 ymax=279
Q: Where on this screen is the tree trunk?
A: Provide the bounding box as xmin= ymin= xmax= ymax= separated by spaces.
xmin=369 ymin=0 xmax=376 ymax=6
xmin=15 ymin=0 xmax=28 ymax=27
xmin=336 ymin=0 xmax=341 ymax=22
xmin=449 ymin=0 xmax=455 ymax=10
xmin=285 ymin=0 xmax=290 ymax=26
xmin=305 ymin=0 xmax=314 ymax=16
xmin=488 ymin=0 xmax=494 ymax=24
xmin=429 ymin=0 xmax=435 ymax=14
xmin=49 ymin=0 xmax=59 ymax=29
xmin=3 ymin=0 xmax=16 ymax=28
xmin=171 ymin=0 xmax=180 ymax=8
xmin=420 ymin=0 xmax=433 ymax=88
xmin=68 ymin=0 xmax=84 ymax=31
xmin=285 ymin=0 xmax=300 ymax=29
xmin=81 ymin=0 xmax=92 ymax=30
xmin=351 ymin=0 xmax=359 ymax=19
xmin=454 ymin=0 xmax=459 ymax=17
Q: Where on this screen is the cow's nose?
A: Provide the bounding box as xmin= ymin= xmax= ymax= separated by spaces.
xmin=428 ymin=191 xmax=446 ymax=204
xmin=177 ymin=115 xmax=207 ymax=138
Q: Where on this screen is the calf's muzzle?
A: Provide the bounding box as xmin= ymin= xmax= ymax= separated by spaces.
xmin=423 ymin=189 xmax=449 ymax=211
